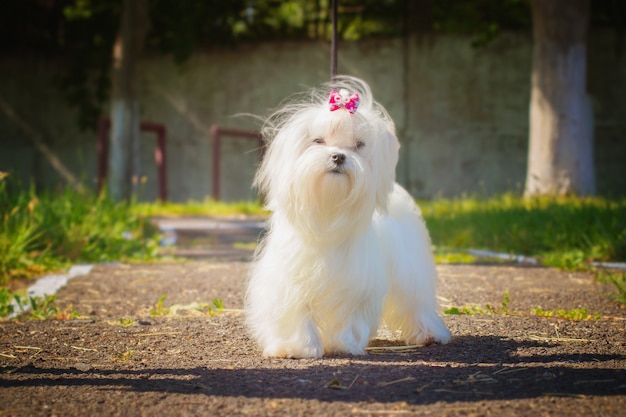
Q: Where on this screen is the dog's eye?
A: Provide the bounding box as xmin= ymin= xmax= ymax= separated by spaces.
xmin=313 ymin=138 xmax=325 ymax=145
xmin=355 ymin=140 xmax=365 ymax=150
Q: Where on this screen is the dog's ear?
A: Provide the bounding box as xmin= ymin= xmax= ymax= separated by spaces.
xmin=374 ymin=123 xmax=400 ymax=212
xmin=254 ymin=110 xmax=314 ymax=212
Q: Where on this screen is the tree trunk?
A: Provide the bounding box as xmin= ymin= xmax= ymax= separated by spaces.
xmin=524 ymin=0 xmax=595 ymax=197
xmin=108 ymin=0 xmax=149 ymax=201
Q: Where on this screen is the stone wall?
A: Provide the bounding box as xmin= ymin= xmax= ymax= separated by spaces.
xmin=0 ymin=33 xmax=624 ymax=201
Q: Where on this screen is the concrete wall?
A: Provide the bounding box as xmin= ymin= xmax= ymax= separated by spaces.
xmin=1 ymin=33 xmax=624 ymax=201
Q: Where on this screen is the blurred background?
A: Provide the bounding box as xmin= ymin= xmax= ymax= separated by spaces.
xmin=0 ymin=0 xmax=624 ymax=202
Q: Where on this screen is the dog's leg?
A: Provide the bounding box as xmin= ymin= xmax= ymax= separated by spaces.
xmin=247 ymin=295 xmax=324 ymax=358
xmin=383 ymin=291 xmax=451 ymax=346
xmin=324 ymin=311 xmax=377 ymax=355
xmin=380 ymin=186 xmax=452 ymax=345
xmin=247 ymin=279 xmax=322 ymax=358
xmin=382 ymin=239 xmax=451 ymax=345
xmin=261 ymin=312 xmax=324 ymax=358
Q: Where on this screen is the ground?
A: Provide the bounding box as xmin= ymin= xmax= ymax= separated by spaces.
xmin=0 ymin=218 xmax=625 ymax=416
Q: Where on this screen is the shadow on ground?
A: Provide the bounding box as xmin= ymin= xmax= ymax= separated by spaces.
xmin=3 ymin=336 xmax=624 ymax=404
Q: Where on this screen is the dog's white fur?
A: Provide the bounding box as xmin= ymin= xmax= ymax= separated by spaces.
xmin=246 ymin=76 xmax=451 ymax=358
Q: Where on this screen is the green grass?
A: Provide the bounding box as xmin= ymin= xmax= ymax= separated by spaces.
xmin=531 ymin=307 xmax=601 ymax=321
xmin=594 ymin=270 xmax=626 ymax=305
xmin=0 ymin=288 xmax=83 ymax=320
xmin=118 ymin=317 xmax=135 ymax=327
xmin=136 ymin=193 xmax=626 ymax=272
xmin=133 ymin=198 xmax=267 ymax=218
xmin=149 ymin=294 xmax=225 ymax=317
xmin=150 ymin=294 xmax=171 ymax=317
xmin=0 ymin=287 xmax=19 ymax=317
xmin=421 ymin=194 xmax=626 ymax=270
xmin=445 ymin=290 xmax=602 ymax=320
xmin=0 ymin=172 xmax=160 ymax=284
xmin=139 ymin=193 xmax=626 ymax=272
xmin=445 ymin=290 xmax=512 ymax=316
xmin=2 ymin=168 xmax=625 ymax=293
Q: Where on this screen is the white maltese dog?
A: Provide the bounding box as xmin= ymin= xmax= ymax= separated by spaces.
xmin=245 ymin=76 xmax=451 ymax=358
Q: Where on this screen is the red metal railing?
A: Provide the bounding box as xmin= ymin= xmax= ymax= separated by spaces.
xmin=210 ymin=125 xmax=263 ymax=201
xmin=97 ymin=118 xmax=168 ymax=201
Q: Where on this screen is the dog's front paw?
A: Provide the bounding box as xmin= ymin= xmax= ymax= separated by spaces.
xmin=406 ymin=327 xmax=451 ymax=346
xmin=263 ymin=341 xmax=323 ymax=359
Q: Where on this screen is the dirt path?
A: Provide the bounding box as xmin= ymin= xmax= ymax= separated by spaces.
xmin=1 ymin=219 xmax=625 ymax=416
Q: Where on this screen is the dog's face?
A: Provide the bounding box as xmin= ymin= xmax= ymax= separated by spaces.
xmin=256 ymin=79 xmax=400 ymax=241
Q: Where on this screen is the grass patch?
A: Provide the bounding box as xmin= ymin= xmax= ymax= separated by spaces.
xmin=133 ymin=198 xmax=267 ymax=218
xmin=149 ymin=294 xmax=224 ymax=317
xmin=233 ymin=241 xmax=258 ymax=251
xmin=0 ymin=173 xmax=160 ymax=284
xmin=18 ymin=294 xmax=59 ymax=320
xmin=531 ymin=307 xmax=601 ymax=321
xmin=421 ymin=194 xmax=626 ymax=269
xmin=150 ymin=294 xmax=170 ymax=317
xmin=3 ymin=170 xmax=624 ymax=290
xmin=594 ymin=270 xmax=626 ymax=306
xmin=434 ymin=251 xmax=480 ymax=264
xmin=129 ymin=193 xmax=626 ymax=275
xmin=445 ymin=291 xmax=600 ymax=321
xmin=0 ymin=288 xmax=83 ymax=320
xmin=137 ymin=193 xmax=626 ymax=271
xmin=118 ymin=317 xmax=135 ymax=327
xmin=444 ymin=290 xmax=512 ymax=316
xmin=0 ymin=288 xmax=19 ymax=318
xmin=169 ymin=298 xmax=224 ymax=316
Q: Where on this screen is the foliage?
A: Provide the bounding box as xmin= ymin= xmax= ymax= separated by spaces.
xmin=59 ymin=0 xmax=121 ymax=130
xmin=0 ymin=0 xmax=407 ymax=130
xmin=444 ymin=290 xmax=601 ymax=321
xmin=428 ymin=0 xmax=530 ymax=47
xmin=444 ymin=290 xmax=511 ymax=316
xmin=434 ymin=251 xmax=479 ymax=265
xmin=135 ymin=193 xmax=626 ymax=272
xmin=0 ymin=288 xmax=19 ymax=318
xmin=119 ymin=316 xmax=135 ymax=327
xmin=133 ymin=198 xmax=267 ymax=218
xmin=531 ymin=307 xmax=600 ymax=321
xmin=150 ymin=294 xmax=225 ymax=317
xmin=21 ymin=294 xmax=60 ymax=320
xmin=148 ymin=0 xmax=247 ymax=62
xmin=422 ymin=194 xmax=626 ymax=270
xmin=0 ymin=289 xmax=82 ymax=320
xmin=2 ymin=0 xmax=624 ymax=130
xmin=201 ymin=0 xmax=412 ymax=42
xmin=595 ymin=270 xmax=626 ymax=306
xmin=0 ymin=172 xmax=160 ymax=284
xmin=176 ymin=298 xmax=224 ymax=316
xmin=150 ymin=294 xmax=170 ymax=317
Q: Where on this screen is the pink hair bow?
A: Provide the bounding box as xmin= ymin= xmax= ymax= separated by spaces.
xmin=328 ymin=89 xmax=360 ymax=114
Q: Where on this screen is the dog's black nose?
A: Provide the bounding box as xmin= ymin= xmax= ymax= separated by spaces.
xmin=331 ymin=153 xmax=346 ymax=165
